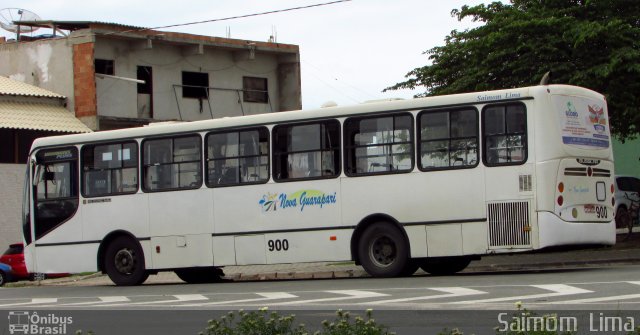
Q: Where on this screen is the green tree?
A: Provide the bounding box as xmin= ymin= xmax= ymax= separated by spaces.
xmin=386 ymin=0 xmax=640 ymax=140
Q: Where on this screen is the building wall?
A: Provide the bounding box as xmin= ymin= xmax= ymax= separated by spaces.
xmin=73 ymin=41 xmax=99 ymax=129
xmin=0 ymin=164 xmax=25 ymax=250
xmin=0 ymin=38 xmax=76 ymax=112
xmin=1 ymin=33 xmax=301 ymax=131
xmin=613 ymin=137 xmax=640 ymax=178
xmin=93 ymin=37 xmax=286 ymax=122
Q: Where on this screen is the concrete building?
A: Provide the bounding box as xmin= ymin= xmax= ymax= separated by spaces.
xmin=0 ymin=21 xmax=302 ymax=131
xmin=0 ymin=75 xmax=91 ymax=250
xmin=0 ymin=21 xmax=302 ymax=250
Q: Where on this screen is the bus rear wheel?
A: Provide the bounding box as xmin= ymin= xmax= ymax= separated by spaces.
xmin=358 ymin=222 xmax=409 ymax=277
xmin=104 ymin=236 xmax=148 ymax=286
xmin=175 ymin=267 xmax=225 ymax=284
xmin=616 ymin=207 xmax=632 ymax=238
xmin=420 ymin=257 xmax=471 ymax=276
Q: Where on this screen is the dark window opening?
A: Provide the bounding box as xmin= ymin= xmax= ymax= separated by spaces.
xmin=137 ymin=66 xmax=153 ymax=118
xmin=182 ymin=72 xmax=209 ymax=99
xmin=137 ymin=66 xmax=152 ymax=94
xmin=243 ymin=77 xmax=268 ymax=103
xmin=95 ymin=59 xmax=114 ymax=75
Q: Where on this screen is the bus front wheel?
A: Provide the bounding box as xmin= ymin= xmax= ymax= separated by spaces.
xmin=358 ymin=222 xmax=409 ymax=277
xmin=104 ymin=236 xmax=149 ymax=286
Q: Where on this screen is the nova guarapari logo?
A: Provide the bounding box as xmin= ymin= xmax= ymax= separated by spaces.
xmin=259 ymin=190 xmax=337 ymax=212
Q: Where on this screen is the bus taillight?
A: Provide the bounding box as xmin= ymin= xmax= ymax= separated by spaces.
xmin=557 ymin=195 xmax=564 ymax=206
xmin=558 ymin=182 xmax=564 ymax=193
xmin=611 ymin=184 xmax=615 ymax=193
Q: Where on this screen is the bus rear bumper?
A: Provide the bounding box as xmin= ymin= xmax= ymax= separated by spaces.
xmin=537 ymin=211 xmax=616 ymax=249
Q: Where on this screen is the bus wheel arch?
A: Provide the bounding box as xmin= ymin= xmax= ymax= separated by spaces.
xmin=99 ymin=231 xmax=149 ymax=286
xmin=351 ymin=214 xmax=412 ymax=277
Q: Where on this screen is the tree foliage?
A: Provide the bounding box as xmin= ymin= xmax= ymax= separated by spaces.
xmin=386 ymin=0 xmax=640 ymax=139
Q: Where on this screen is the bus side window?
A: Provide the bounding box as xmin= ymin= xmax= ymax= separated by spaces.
xmin=344 ymin=113 xmax=414 ymax=176
xmin=418 ymin=108 xmax=478 ymax=170
xmin=482 ymin=103 xmax=527 ymax=166
xmin=206 ymin=127 xmax=269 ymax=187
xmin=273 ymin=120 xmax=340 ymax=181
xmin=142 ymin=135 xmax=202 ymax=191
xmin=81 ymin=142 xmax=138 ymax=197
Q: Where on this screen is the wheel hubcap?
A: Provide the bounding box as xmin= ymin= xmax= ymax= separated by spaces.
xmin=114 ymin=249 xmax=135 ymax=274
xmin=370 ymin=235 xmax=396 ymax=267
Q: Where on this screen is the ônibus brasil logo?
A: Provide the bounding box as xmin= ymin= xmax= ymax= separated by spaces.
xmin=7 ymin=311 xmax=73 ymax=335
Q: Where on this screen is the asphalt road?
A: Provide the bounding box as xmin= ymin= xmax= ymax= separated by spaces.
xmin=2 ymin=265 xmax=640 ymax=334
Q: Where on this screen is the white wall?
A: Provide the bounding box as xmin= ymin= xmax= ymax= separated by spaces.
xmin=0 ymin=164 xmax=25 ymax=250
xmin=0 ymin=39 xmax=76 ymax=112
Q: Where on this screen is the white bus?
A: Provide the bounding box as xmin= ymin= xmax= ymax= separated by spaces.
xmin=21 ymin=84 xmax=615 ymax=286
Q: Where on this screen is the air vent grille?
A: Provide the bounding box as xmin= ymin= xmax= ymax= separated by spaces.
xmin=488 ymin=201 xmax=531 ymax=247
xmin=519 ymin=175 xmax=532 ymax=192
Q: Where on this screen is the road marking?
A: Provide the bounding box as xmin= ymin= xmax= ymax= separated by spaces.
xmin=271 ymin=290 xmax=389 ymax=306
xmin=0 ymin=298 xmax=58 ymax=307
xmin=179 ymin=292 xmax=298 ymax=307
xmin=39 ymin=296 xmax=131 ymax=307
xmin=99 ymin=294 xmax=208 ymax=306
xmin=453 ymin=284 xmax=592 ymax=304
xmin=99 ymin=296 xmax=131 ymax=303
xmin=365 ymin=287 xmax=487 ymax=305
xmin=558 ymin=282 xmax=640 ymax=304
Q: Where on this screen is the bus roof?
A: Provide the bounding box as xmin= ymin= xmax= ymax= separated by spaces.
xmin=30 ymin=84 xmax=601 ymax=151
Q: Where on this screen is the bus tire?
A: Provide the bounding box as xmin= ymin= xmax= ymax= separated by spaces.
xmin=104 ymin=236 xmax=148 ymax=286
xmin=358 ymin=222 xmax=409 ymax=277
xmin=420 ymin=257 xmax=471 ymax=276
xmin=399 ymin=260 xmax=419 ymax=277
xmin=616 ymin=207 xmax=632 ymax=237
xmin=175 ymin=267 xmax=225 ymax=284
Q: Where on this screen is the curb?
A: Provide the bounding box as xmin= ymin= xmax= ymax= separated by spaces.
xmin=7 ymin=256 xmax=640 ymax=287
xmin=225 ymin=258 xmax=640 ymax=282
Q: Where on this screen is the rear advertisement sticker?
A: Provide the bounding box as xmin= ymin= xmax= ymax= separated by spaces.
xmin=554 ymin=95 xmax=610 ymax=148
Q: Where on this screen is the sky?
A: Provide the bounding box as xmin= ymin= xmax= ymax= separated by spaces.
xmin=0 ymin=0 xmax=491 ymax=109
